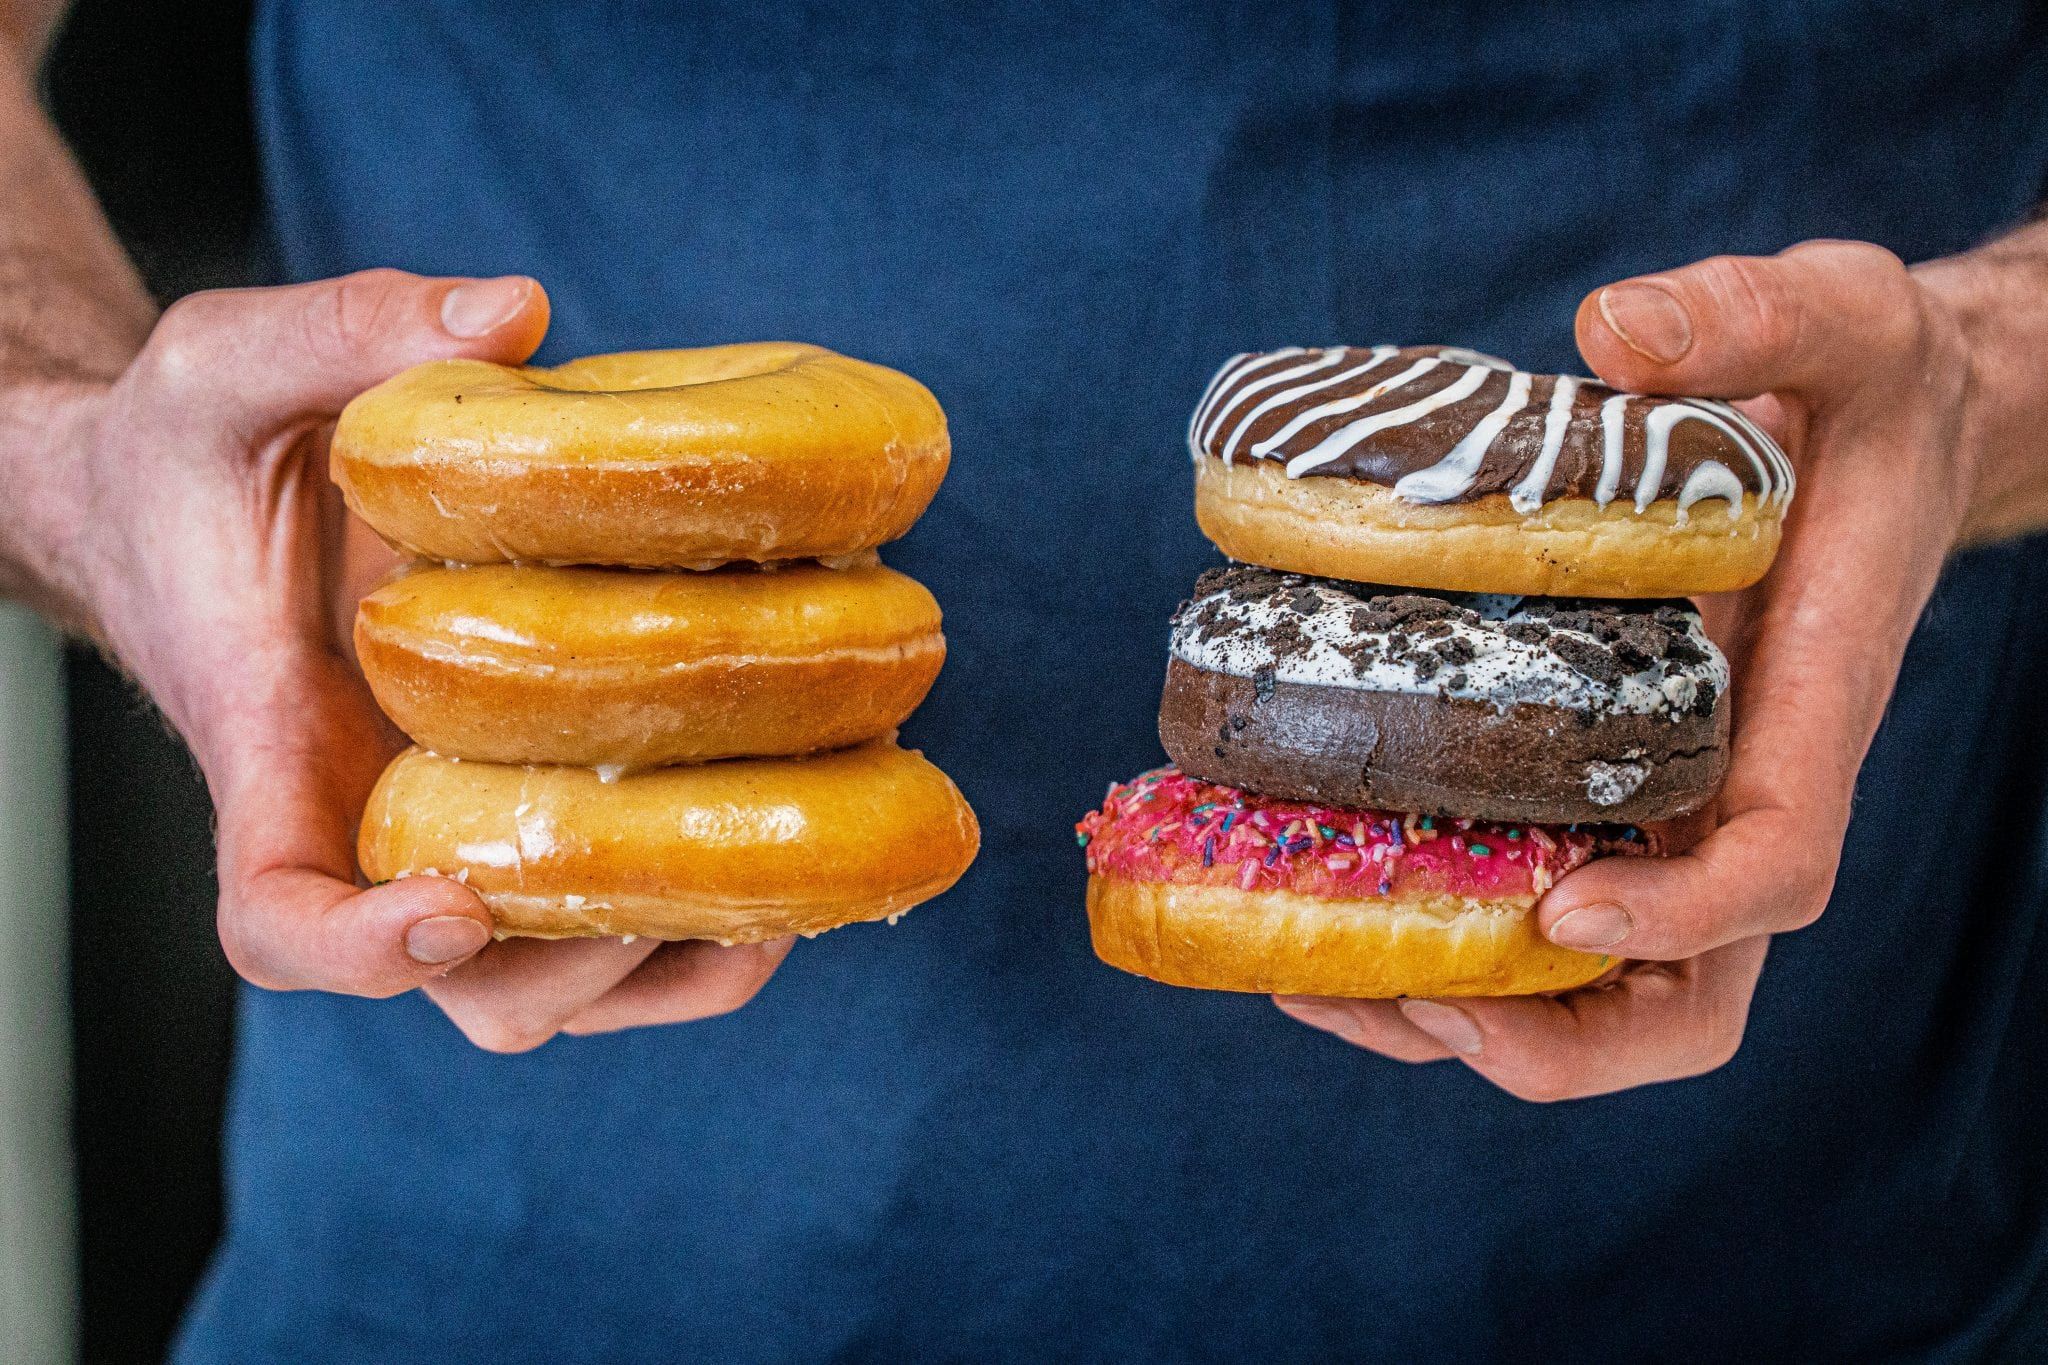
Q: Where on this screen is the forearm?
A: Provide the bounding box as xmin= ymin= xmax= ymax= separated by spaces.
xmin=1914 ymin=215 xmax=2048 ymax=547
xmin=0 ymin=38 xmax=155 ymax=632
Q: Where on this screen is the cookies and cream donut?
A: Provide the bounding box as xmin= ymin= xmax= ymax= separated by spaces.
xmin=355 ymin=561 xmax=945 ymax=770
xmin=359 ymin=741 xmax=980 ymax=943
xmin=333 ymin=343 xmax=949 ymax=567
xmin=1157 ymin=567 xmax=1728 ymax=824
xmin=1189 ymin=345 xmax=1793 ymax=596
xmin=1078 ymin=768 xmax=1650 ymax=997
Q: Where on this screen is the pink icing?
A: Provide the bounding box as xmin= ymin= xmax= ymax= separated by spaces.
xmin=1076 ymin=767 xmax=1651 ymax=902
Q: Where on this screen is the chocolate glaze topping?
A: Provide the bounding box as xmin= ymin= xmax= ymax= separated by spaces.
xmin=1189 ymin=345 xmax=1794 ymax=516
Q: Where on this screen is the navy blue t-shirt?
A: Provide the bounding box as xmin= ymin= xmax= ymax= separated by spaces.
xmin=177 ymin=4 xmax=2048 ymax=1359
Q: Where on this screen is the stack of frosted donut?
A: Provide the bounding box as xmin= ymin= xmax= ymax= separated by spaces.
xmin=336 ymin=342 xmax=979 ymax=944
xmin=1079 ymin=345 xmax=1793 ymax=997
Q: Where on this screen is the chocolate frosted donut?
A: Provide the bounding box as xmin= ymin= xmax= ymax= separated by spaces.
xmin=1188 ymin=345 xmax=1795 ymax=597
xmin=1158 ymin=567 xmax=1730 ymax=824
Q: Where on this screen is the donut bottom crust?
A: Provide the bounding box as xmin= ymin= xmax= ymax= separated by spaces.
xmin=1087 ymin=873 xmax=1612 ymax=998
xmin=359 ymin=743 xmax=980 ymax=943
xmin=1194 ymin=457 xmax=1782 ymax=598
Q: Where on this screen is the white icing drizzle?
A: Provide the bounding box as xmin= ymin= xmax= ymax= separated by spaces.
xmin=1251 ymin=356 xmax=1444 ymax=461
xmin=1194 ymin=348 xmax=1328 ymax=454
xmin=1186 ymin=350 xmax=1264 ymax=453
xmin=1510 ymin=374 xmax=1580 ymax=514
xmin=1431 ymin=346 xmax=1515 ymax=371
xmin=1393 ymin=369 xmax=1534 ymax=503
xmin=1186 ymin=350 xmax=1257 ymax=454
xmin=1218 ymin=346 xmax=1395 ymax=465
xmin=1675 ymin=462 xmax=1746 ymax=525
xmin=1187 ymin=345 xmax=1797 ymax=517
xmin=1596 ymin=393 xmax=1631 ymax=506
xmin=1639 ymin=402 xmax=1770 ymax=513
xmin=1700 ymin=398 xmax=1797 ymax=504
xmin=1282 ymin=363 xmax=1492 ymax=477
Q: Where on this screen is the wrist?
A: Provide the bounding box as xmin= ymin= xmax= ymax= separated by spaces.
xmin=1913 ymin=234 xmax=2048 ymax=545
xmin=0 ymin=375 xmax=116 ymax=638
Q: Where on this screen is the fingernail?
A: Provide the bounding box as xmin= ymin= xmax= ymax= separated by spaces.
xmin=1399 ymin=1000 xmax=1484 ymax=1056
xmin=406 ymin=915 xmax=491 ymax=965
xmin=1598 ymin=283 xmax=1693 ymax=363
xmin=441 ymin=276 xmax=530 ymax=338
xmin=1549 ymin=902 xmax=1634 ymax=950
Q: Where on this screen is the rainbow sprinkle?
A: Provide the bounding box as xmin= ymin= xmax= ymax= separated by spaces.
xmin=1075 ymin=767 xmax=1651 ymax=903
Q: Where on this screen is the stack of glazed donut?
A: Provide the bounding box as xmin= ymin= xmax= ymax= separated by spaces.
xmin=1079 ymin=344 xmax=1793 ymax=997
xmin=337 ymin=342 xmax=979 ymax=944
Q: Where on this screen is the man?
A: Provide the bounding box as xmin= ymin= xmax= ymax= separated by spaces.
xmin=6 ymin=1 xmax=2048 ymax=1358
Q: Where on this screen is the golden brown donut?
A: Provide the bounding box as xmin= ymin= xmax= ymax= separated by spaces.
xmin=359 ymin=742 xmax=980 ymax=943
xmin=332 ymin=343 xmax=949 ymax=567
xmin=1189 ymin=345 xmax=1793 ymax=597
xmin=1086 ymin=876 xmax=1611 ymax=998
xmin=1195 ymin=458 xmax=1780 ymax=598
xmin=355 ymin=561 xmax=945 ymax=770
xmin=1076 ymin=768 xmax=1633 ymax=998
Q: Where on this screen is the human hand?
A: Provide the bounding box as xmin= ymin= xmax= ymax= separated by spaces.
xmin=20 ymin=269 xmax=790 ymax=1051
xmin=1278 ymin=239 xmax=1997 ymax=1098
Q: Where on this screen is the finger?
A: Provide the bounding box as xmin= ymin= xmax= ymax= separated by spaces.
xmin=1575 ymin=238 xmax=1923 ymax=404
xmin=561 ymin=937 xmax=797 ymax=1037
xmin=137 ymin=267 xmax=550 ymax=434
xmin=1539 ymin=405 xmax=1926 ymax=959
xmin=1272 ymin=996 xmax=1456 ymax=1063
xmin=209 ymin=649 xmax=498 ymax=996
xmin=425 ymin=935 xmax=661 ymax=1054
xmin=217 ymin=867 xmax=494 ymax=998
xmin=1393 ymin=937 xmax=1770 ymax=1102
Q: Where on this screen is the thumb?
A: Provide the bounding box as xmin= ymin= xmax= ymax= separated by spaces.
xmin=1574 ymin=239 xmax=1923 ymax=407
xmin=140 ymin=268 xmax=549 ymax=435
xmin=219 ymin=865 xmax=497 ymax=998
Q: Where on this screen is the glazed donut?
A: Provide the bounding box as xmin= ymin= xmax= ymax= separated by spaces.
xmin=1078 ymin=768 xmax=1648 ymax=997
xmin=355 ymin=561 xmax=945 ymax=770
xmin=1157 ymin=567 xmax=1728 ymax=824
xmin=359 ymin=741 xmax=980 ymax=943
xmin=1189 ymin=345 xmax=1793 ymax=597
xmin=332 ymin=343 xmax=949 ymax=567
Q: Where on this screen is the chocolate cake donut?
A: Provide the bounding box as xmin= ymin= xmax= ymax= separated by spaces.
xmin=1158 ymin=567 xmax=1729 ymax=824
xmin=1189 ymin=345 xmax=1794 ymax=596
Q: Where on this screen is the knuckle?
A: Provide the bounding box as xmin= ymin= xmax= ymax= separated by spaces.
xmin=1494 ymin=1056 xmax=1582 ymax=1105
xmin=1700 ymin=1018 xmax=1747 ymax=1075
xmin=452 ymin=1011 xmax=556 ymax=1055
xmin=1791 ymin=237 xmax=1909 ymax=287
xmin=1783 ymin=855 xmax=1839 ymax=932
xmin=146 ymin=290 xmax=233 ymax=388
xmin=1788 ymin=239 xmax=1922 ymax=358
xmin=305 ymin=268 xmax=413 ymax=365
xmin=701 ymin=972 xmax=770 ymax=1019
xmin=1702 ymin=254 xmax=1806 ymax=368
xmin=215 ymin=900 xmax=291 ymax=993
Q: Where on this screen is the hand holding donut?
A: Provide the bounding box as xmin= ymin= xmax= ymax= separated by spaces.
xmin=0 ymin=269 xmax=796 ymax=1051
xmin=1278 ymin=238 xmax=2024 ymax=1098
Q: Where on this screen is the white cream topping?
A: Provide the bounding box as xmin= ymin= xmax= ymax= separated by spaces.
xmin=1171 ymin=580 xmax=1728 ymax=718
xmin=1586 ymin=759 xmax=1650 ymax=807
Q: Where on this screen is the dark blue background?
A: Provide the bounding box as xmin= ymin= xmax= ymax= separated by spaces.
xmin=177 ymin=3 xmax=2048 ymax=1359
